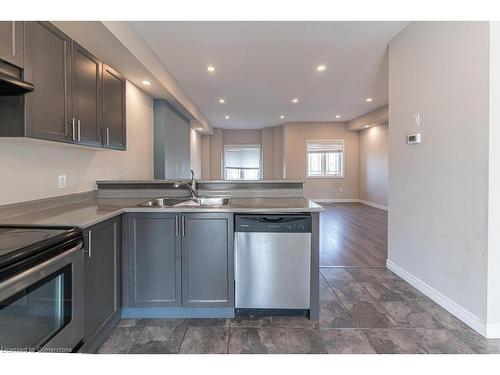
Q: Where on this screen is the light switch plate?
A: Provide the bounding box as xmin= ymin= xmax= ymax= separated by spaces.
xmin=412 ymin=113 xmax=421 ymax=129
xmin=58 ymin=175 xmax=67 ymax=189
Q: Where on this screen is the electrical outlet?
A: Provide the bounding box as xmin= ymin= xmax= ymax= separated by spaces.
xmin=58 ymin=175 xmax=66 ymax=189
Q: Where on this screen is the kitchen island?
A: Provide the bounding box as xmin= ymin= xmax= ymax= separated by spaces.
xmin=0 ymin=180 xmax=322 ymax=353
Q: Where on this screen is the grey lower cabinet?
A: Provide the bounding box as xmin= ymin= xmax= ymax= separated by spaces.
xmin=82 ymin=216 xmax=121 ymax=350
xmin=124 ymin=212 xmax=234 ymax=310
xmin=181 ymin=213 xmax=234 ymax=307
xmin=125 ymin=213 xmax=181 ymax=307
xmin=0 ymin=21 xmax=24 ymax=68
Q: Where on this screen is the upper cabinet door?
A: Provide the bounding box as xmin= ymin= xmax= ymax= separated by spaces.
xmin=24 ymin=22 xmax=72 ymax=142
xmin=0 ymin=21 xmax=24 ymax=68
xmin=72 ymin=42 xmax=102 ymax=146
xmin=102 ymin=65 xmax=126 ymax=150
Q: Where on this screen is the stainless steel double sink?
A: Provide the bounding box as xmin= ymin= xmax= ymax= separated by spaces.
xmin=139 ymin=196 xmax=231 ymax=208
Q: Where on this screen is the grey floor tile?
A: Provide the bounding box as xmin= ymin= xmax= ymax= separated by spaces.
xmin=383 ymin=281 xmax=429 ymax=301
xmin=345 ymin=268 xmax=381 ymax=282
xmin=97 ymin=325 xmax=142 ymax=354
xmin=188 ymin=318 xmax=230 ymax=327
xmin=320 ymin=275 xmax=339 ymax=301
xmin=319 ymin=300 xmax=357 ymax=328
xmin=117 ymin=319 xmax=142 ymax=327
xmin=369 ymin=268 xmax=402 ymax=282
xmin=228 ymin=328 xmax=326 ymax=354
xmin=179 ymin=326 xmax=229 ymax=354
xmin=135 ymin=318 xmax=188 ymax=328
xmin=363 ymin=329 xmax=426 ymax=354
xmin=330 ymin=281 xmax=374 ymax=303
xmin=380 ymin=301 xmax=444 ymax=329
xmin=231 ymin=315 xmax=272 ymax=328
xmin=129 ymin=326 xmax=186 ymax=354
xmin=360 ymin=281 xmax=405 ymax=302
xmin=416 ymin=301 xmax=471 ymax=330
xmin=453 ymin=329 xmax=500 ymax=354
xmin=321 ymin=267 xmax=355 ymax=283
xmin=410 ymin=329 xmax=476 ymax=354
xmin=319 ymin=329 xmax=376 ymax=354
xmin=272 ymin=315 xmax=318 ymax=328
xmin=343 ymin=301 xmax=397 ymax=328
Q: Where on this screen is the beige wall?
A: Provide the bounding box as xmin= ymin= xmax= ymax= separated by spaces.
xmin=201 ymin=127 xmax=283 ymax=180
xmin=190 ymin=128 xmax=202 ymax=178
xmin=283 ymin=122 xmax=359 ymax=200
xmin=0 ymin=81 xmax=154 ymax=206
xmin=389 ymin=21 xmax=490 ymax=323
xmin=359 ymin=124 xmax=388 ymax=207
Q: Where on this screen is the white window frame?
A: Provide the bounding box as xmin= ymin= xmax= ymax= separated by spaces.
xmin=223 ymin=144 xmax=262 ymax=181
xmin=306 ymin=140 xmax=345 ymax=179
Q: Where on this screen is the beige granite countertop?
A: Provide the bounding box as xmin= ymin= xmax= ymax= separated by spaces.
xmin=0 ymin=197 xmax=323 ymax=229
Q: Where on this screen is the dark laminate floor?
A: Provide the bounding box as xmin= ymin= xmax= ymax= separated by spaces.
xmin=98 ymin=267 xmax=500 ymax=354
xmin=320 ymin=203 xmax=388 ymax=267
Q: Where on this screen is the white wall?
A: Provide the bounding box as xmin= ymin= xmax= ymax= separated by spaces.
xmin=0 ymin=81 xmax=154 ymax=205
xmin=388 ymin=22 xmax=490 ymax=326
xmin=359 ymin=124 xmax=388 ymax=207
xmin=487 ymin=22 xmax=500 ymax=336
xmin=190 ymin=128 xmax=202 ymax=178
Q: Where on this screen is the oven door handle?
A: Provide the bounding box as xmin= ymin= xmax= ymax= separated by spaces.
xmin=0 ymin=240 xmax=84 ymax=301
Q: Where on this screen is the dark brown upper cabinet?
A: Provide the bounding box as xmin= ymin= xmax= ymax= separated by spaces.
xmin=0 ymin=21 xmax=24 ymax=68
xmin=0 ymin=21 xmax=126 ymax=150
xmin=101 ymin=65 xmax=126 ymax=150
xmin=72 ymin=43 xmax=102 ymax=147
xmin=24 ymin=21 xmax=72 ymax=143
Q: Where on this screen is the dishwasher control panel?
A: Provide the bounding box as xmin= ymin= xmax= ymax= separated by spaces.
xmin=235 ymin=214 xmax=311 ymax=233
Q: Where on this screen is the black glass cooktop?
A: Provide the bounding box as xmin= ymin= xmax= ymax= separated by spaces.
xmin=0 ymin=226 xmax=83 ymax=278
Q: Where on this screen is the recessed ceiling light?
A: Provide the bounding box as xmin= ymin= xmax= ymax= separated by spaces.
xmin=364 ymin=125 xmax=370 ymax=128
xmin=219 ymin=98 xmax=225 ymax=103
xmin=207 ymin=66 xmax=215 ymax=72
xmin=142 ymin=80 xmax=151 ymax=85
xmin=292 ymin=98 xmax=299 ymax=103
xmin=225 ymin=115 xmax=230 ymax=119
xmin=280 ymin=115 xmax=285 ymax=119
xmin=365 ymin=97 xmax=373 ymax=102
xmin=317 ymin=65 xmax=326 ymax=72
xmin=335 ymin=115 xmax=341 ymax=119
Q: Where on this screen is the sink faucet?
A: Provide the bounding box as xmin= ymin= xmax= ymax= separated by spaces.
xmin=173 ymin=169 xmax=197 ymax=199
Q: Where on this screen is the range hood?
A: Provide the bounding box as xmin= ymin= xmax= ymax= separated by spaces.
xmin=0 ymin=71 xmax=34 ymax=96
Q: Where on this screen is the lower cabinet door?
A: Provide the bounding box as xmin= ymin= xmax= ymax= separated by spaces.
xmin=181 ymin=213 xmax=234 ymax=307
xmin=84 ymin=217 xmax=120 ymax=342
xmin=126 ymin=213 xmax=181 ymax=307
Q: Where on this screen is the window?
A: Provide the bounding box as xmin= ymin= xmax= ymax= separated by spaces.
xmin=223 ymin=145 xmax=261 ymax=180
xmin=307 ymin=140 xmax=344 ymax=177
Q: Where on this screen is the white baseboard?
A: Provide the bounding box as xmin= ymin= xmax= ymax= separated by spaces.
xmin=311 ymin=198 xmax=359 ymax=203
xmin=311 ymin=198 xmax=388 ymax=211
xmin=359 ymin=199 xmax=388 ymax=211
xmin=386 ymin=259 xmax=497 ymax=338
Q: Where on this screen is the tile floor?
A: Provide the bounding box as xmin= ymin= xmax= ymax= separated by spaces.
xmin=97 ymin=267 xmax=500 ymax=354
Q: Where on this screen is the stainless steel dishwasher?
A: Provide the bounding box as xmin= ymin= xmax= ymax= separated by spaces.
xmin=234 ymin=214 xmax=311 ymax=313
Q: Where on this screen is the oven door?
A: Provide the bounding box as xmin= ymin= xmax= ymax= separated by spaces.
xmin=0 ymin=241 xmax=84 ymax=352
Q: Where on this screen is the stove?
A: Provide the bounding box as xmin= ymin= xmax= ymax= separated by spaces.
xmin=0 ymin=226 xmax=82 ymax=281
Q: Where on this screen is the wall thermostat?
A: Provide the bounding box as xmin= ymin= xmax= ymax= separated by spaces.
xmin=407 ymin=133 xmax=422 ymax=144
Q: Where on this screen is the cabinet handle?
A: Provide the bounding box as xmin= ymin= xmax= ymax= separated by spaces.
xmin=70 ymin=118 xmax=76 ymax=141
xmin=106 ymin=128 xmax=110 ymax=146
xmin=77 ymin=120 xmax=81 ymax=142
xmin=84 ymin=231 xmax=92 ymax=258
xmin=181 ymin=216 xmax=185 ymax=237
xmin=175 ymin=215 xmax=179 ymax=236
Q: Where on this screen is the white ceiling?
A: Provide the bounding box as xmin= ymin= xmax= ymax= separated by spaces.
xmin=132 ymin=21 xmax=408 ymax=129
